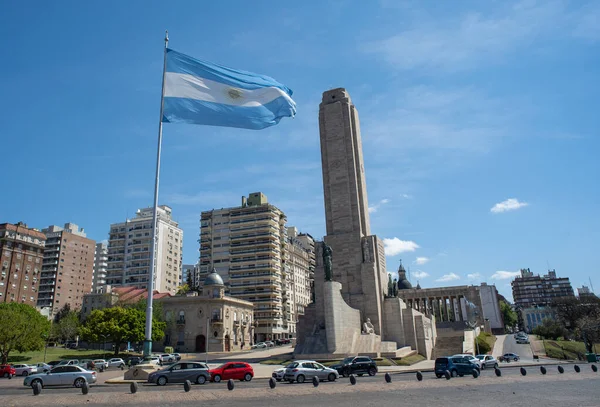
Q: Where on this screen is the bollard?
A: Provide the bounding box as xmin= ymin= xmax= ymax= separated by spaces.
xmin=540 ymin=366 xmax=547 ymax=375
xmin=592 ymin=365 xmax=598 ymax=373
xmin=227 ymin=379 xmax=234 ymax=391
xmin=416 ymin=371 xmax=423 ymax=382
xmin=444 ymin=370 xmax=451 ymax=380
xmin=99 ymin=366 xmax=104 ymax=373
xmin=120 ymin=365 xmax=124 ymax=371
xmin=558 ymin=366 xmax=564 ymax=374
xmin=8 ymin=374 xmax=12 ymax=380
xmin=312 ymin=376 xmax=319 ymax=387
xmin=130 ymin=382 xmax=138 ymax=394
xmin=385 ymin=373 xmax=391 ymax=383
xmin=349 ymin=374 xmax=356 ymax=385
xmin=494 ymin=368 xmax=502 ymax=377
xmin=32 ymin=382 xmax=42 ymax=396
xmin=82 ymin=381 xmax=89 ymax=395
xmin=184 ymin=380 xmax=191 ymax=392
xmin=574 ymin=365 xmax=580 ymax=373
xmin=269 ymin=377 xmax=276 ymax=389
xmin=520 ymin=367 xmax=527 ymax=376
xmin=472 ymin=369 xmax=479 ymax=379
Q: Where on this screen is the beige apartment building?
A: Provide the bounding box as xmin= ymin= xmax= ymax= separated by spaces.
xmin=105 ymin=205 xmax=183 ymax=294
xmin=0 ymin=222 xmax=46 ymax=305
xmin=37 ymin=223 xmax=95 ymax=315
xmin=198 ymin=192 xmax=315 ymax=342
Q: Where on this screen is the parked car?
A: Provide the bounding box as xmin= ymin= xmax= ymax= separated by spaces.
xmin=57 ymin=359 xmax=79 ymax=367
xmin=434 ymin=357 xmax=480 ymax=378
xmin=34 ymin=363 xmax=52 ymax=373
xmin=93 ymin=359 xmax=109 ymax=369
xmin=252 ymin=342 xmax=267 ymax=349
xmin=516 ymin=337 xmax=530 ymax=344
xmin=284 ymin=360 xmax=339 ymax=383
xmin=12 ymin=364 xmax=38 ymax=376
xmin=209 ymin=362 xmax=254 ymax=383
xmin=79 ymin=359 xmax=96 ymax=370
xmin=148 ymin=361 xmax=210 ymax=386
xmin=126 ymin=357 xmax=143 ymax=366
xmin=500 ymin=353 xmax=520 ymax=362
xmin=272 ymin=367 xmax=286 ymax=382
xmin=1 ymin=365 xmax=16 ymax=378
xmin=331 ymin=356 xmax=378 ymax=377
xmin=264 ymin=341 xmax=275 ymax=348
xmin=475 ymin=355 xmax=499 ymax=369
xmin=159 ymin=354 xmax=176 ymax=364
xmin=452 ymin=354 xmax=483 ymax=369
xmin=23 ymin=365 xmax=97 ymax=388
xmin=172 ymin=353 xmax=182 ymax=361
xmin=47 ymin=360 xmax=61 ymax=367
xmin=107 ymin=358 xmax=125 ymax=368
xmin=142 ymin=356 xmax=161 ymax=366
xmin=280 ymin=338 xmax=291 ymax=345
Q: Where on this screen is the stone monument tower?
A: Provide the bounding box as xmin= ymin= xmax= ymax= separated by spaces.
xmin=319 ymin=88 xmax=388 ymax=335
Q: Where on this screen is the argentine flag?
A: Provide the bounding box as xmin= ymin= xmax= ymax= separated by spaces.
xmin=162 ymin=49 xmax=296 ymax=130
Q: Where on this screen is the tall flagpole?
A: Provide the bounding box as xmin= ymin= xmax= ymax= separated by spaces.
xmin=144 ymin=30 xmax=169 ymax=358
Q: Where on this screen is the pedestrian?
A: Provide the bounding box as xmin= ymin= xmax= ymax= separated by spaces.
xmin=241 ymin=342 xmax=244 ymax=350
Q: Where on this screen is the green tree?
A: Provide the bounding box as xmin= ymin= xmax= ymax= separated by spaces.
xmin=176 ymin=284 xmax=190 ymax=296
xmin=0 ymin=303 xmax=51 ymax=364
xmin=533 ymin=318 xmax=566 ymax=340
xmin=53 ymin=303 xmax=72 ymax=324
xmin=51 ymin=311 xmax=80 ymax=343
xmin=500 ymin=301 xmax=518 ymax=332
xmin=127 ymin=298 xmax=165 ymax=323
xmin=80 ymin=306 xmax=165 ymax=355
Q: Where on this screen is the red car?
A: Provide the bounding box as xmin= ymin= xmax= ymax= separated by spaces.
xmin=209 ymin=362 xmax=253 ymax=382
xmin=1 ymin=365 xmax=16 ymax=378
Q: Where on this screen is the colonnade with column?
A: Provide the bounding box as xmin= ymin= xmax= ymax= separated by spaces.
xmin=405 ymin=295 xmax=469 ymax=322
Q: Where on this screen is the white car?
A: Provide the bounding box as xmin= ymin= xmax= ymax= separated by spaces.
xmin=12 ymin=364 xmax=38 ymax=376
xmin=452 ymin=354 xmax=483 ymax=369
xmin=272 ymin=367 xmax=285 ymax=381
xmin=107 ymin=358 xmax=125 ymax=368
xmin=57 ymin=359 xmax=79 ymax=367
xmin=93 ymin=359 xmax=109 ymax=369
xmin=142 ymin=356 xmax=161 ymax=366
xmin=23 ymin=365 xmax=97 ymax=388
xmin=34 ymin=363 xmax=52 ymax=373
xmin=159 ymin=354 xmax=176 ymax=364
xmin=264 ymin=341 xmax=275 ymax=348
xmin=252 ymin=342 xmax=267 ymax=349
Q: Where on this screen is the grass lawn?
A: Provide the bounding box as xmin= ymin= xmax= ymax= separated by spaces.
xmin=543 ymin=339 xmax=597 ymax=360
xmin=7 ymin=347 xmax=140 ymax=364
xmin=392 ymin=354 xmax=426 ymax=366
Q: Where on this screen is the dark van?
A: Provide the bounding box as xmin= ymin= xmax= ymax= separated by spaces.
xmin=435 ymin=356 xmax=480 ymax=378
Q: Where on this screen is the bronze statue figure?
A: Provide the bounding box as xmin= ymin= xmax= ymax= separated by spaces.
xmin=387 ymin=274 xmax=393 ymax=297
xmin=393 ymin=278 xmax=398 ymax=297
xmin=323 ymin=243 xmax=333 ymax=281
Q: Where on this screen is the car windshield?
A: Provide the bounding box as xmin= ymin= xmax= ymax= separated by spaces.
xmin=476 ymin=355 xmax=485 ymax=360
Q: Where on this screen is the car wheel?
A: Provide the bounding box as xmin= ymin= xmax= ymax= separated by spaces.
xmin=459 ymin=373 xmax=464 ymax=377
xmin=296 ymin=374 xmax=305 ymax=384
xmin=244 ymin=373 xmax=252 ymax=382
xmin=451 ymin=369 xmax=458 ymax=378
xmin=213 ymin=374 xmax=221 ymax=383
xmin=368 ymin=367 xmax=377 ymax=376
xmin=435 ymin=374 xmax=442 ymax=378
xmin=196 ymin=375 xmax=206 ymax=385
xmin=74 ymin=378 xmax=86 ymax=388
xmin=514 ymin=358 xmax=518 ymax=362
xmin=328 ymin=373 xmax=336 ymax=382
xmin=31 ymin=379 xmax=43 ymax=388
xmin=481 ymin=364 xmax=486 ymax=370
xmin=3 ymin=372 xmax=8 ymax=378
xmin=157 ymin=376 xmax=167 ymax=386
xmin=22 ymin=371 xmax=28 ymax=377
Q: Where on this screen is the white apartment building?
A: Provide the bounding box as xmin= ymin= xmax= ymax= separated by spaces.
xmin=105 ymin=205 xmax=183 ymax=294
xmin=199 ymin=192 xmax=315 ymax=342
xmin=92 ymin=242 xmax=108 ymax=292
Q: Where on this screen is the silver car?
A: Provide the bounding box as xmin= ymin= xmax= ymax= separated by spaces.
xmin=284 ymin=360 xmax=339 ymax=384
xmin=34 ymin=363 xmax=52 ymax=373
xmin=23 ymin=365 xmax=97 ymax=388
xmin=476 ymin=355 xmax=499 ymax=369
xmin=148 ymin=361 xmax=210 ymax=385
xmin=12 ymin=364 xmax=38 ymax=376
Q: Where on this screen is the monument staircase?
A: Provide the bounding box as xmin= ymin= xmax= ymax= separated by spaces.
xmin=432 ymin=335 xmax=465 ymax=359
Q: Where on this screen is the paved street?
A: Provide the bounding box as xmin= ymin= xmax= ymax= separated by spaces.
xmin=503 ymin=334 xmax=534 ymax=361
xmin=0 ymin=364 xmax=597 ymax=406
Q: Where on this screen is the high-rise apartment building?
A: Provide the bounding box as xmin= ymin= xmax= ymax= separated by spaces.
xmin=105 ymin=205 xmax=183 ymax=294
xmin=511 ymin=268 xmax=575 ymax=308
xmin=37 ymin=223 xmax=95 ymax=315
xmin=92 ymin=242 xmax=108 ymax=292
xmin=199 ymin=192 xmax=315 ymax=342
xmin=0 ymin=222 xmax=46 ymax=305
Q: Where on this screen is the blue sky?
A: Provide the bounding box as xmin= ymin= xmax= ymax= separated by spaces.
xmin=1 ymin=0 xmax=598 ymax=301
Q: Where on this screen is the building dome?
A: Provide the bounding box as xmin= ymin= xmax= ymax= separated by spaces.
xmin=397 ymin=261 xmax=412 ymax=290
xmin=204 ymin=268 xmax=224 ymax=287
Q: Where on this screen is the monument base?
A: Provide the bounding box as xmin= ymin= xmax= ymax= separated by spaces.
xmin=123 ymin=364 xmax=160 ymax=381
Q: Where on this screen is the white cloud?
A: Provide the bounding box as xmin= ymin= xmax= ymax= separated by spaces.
xmin=467 ymin=273 xmax=481 ymax=280
xmin=369 ymin=198 xmax=391 ymax=213
xmin=414 ymin=257 xmax=429 ymax=265
xmin=436 ymin=273 xmax=461 ymax=282
xmin=490 ymin=198 xmax=529 ymax=213
xmin=491 ymin=270 xmax=521 ymax=280
xmin=383 ymin=238 xmax=420 ymax=256
xmin=413 ymin=270 xmax=429 ymax=279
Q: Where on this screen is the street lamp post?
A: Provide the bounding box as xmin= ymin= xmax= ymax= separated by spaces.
xmin=101 ymin=334 xmax=109 ymax=361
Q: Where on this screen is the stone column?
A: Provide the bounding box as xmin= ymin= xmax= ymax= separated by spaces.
xmin=460 ymin=296 xmax=468 ymax=321
xmin=442 ymin=297 xmax=449 ymax=322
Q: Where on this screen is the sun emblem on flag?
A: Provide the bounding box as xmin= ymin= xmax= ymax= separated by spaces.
xmin=227 ymin=88 xmax=243 ymax=100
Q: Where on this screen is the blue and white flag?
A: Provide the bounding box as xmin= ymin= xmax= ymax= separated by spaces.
xmin=162 ymin=49 xmax=296 ymax=130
